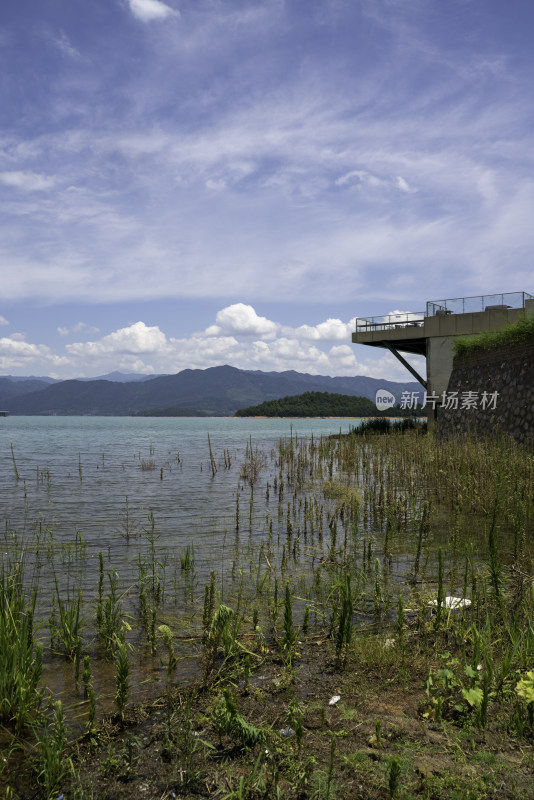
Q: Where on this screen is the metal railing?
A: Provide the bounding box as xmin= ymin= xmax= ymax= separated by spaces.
xmin=426 ymin=291 xmax=533 ymax=317
xmin=354 ymin=292 xmax=533 ymax=333
xmin=354 ymin=311 xmax=425 ymax=333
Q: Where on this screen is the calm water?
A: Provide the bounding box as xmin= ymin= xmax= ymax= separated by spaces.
xmin=1 ymin=416 xmax=358 ymax=588
xmin=1 ymin=416 xmax=355 ymax=522
xmin=1 ymin=416 xmax=363 ymax=714
xmin=0 ymin=416 xmax=460 ymax=721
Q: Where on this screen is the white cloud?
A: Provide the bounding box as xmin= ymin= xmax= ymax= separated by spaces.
xmin=205 ymin=304 xmax=278 ymax=339
xmin=289 ymin=318 xmax=356 ymax=342
xmin=386 ymin=309 xmax=424 ymax=321
xmin=126 ymin=0 xmax=179 ymax=23
xmin=2 ymin=67 xmax=533 ymax=306
xmin=6 ymin=304 xmax=428 ymax=382
xmin=73 ymin=322 xmax=100 ymax=334
xmin=395 ymin=176 xmax=416 ymax=193
xmin=335 ymin=169 xmax=361 ymax=187
xmin=50 ymin=31 xmax=82 ymax=59
xmin=335 ymin=169 xmax=386 ymax=189
xmin=205 ymin=178 xmax=226 ymax=192
xmin=1 ymin=0 xmax=533 ymax=312
xmin=58 ymin=322 xmax=100 ymax=337
xmin=0 ymin=171 xmax=56 ymax=191
xmin=0 ymin=315 xmax=8 ymax=326
xmin=66 ymin=321 xmax=170 ymax=358
xmin=335 ymin=170 xmax=416 ymax=194
xmin=329 ymin=344 xmax=359 ymax=369
xmin=0 ymin=335 xmax=69 ymax=371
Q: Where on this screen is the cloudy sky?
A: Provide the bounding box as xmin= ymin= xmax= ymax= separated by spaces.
xmin=1 ymin=0 xmax=533 ymax=379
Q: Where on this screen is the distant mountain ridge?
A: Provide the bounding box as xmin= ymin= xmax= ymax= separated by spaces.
xmin=76 ymin=371 xmax=166 ymax=383
xmin=1 ymin=365 xmax=424 ymax=416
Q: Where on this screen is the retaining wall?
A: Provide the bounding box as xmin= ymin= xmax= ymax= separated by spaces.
xmin=437 ymin=339 xmax=534 ymax=444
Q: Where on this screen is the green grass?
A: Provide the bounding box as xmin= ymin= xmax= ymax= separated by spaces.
xmin=0 ymin=557 xmax=43 ymax=734
xmin=454 ymin=311 xmax=534 ymax=356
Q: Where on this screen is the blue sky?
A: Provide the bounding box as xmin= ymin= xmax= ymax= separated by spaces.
xmin=1 ymin=0 xmax=533 ymax=379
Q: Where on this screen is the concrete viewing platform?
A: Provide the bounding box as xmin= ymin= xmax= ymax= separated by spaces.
xmin=352 ymin=291 xmax=534 ymax=399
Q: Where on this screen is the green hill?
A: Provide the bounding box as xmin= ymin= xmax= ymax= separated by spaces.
xmin=234 ymin=391 xmax=412 ymax=417
xmin=5 ymin=366 xmax=424 ymax=416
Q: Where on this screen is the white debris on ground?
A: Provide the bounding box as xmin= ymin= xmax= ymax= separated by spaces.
xmin=329 ymin=695 xmax=340 ymax=706
xmin=428 ymin=596 xmax=471 ymax=610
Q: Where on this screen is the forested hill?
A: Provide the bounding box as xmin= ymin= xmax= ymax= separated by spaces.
xmin=3 ymin=366 xmax=424 ymax=416
xmin=234 ymin=391 xmax=414 ymax=417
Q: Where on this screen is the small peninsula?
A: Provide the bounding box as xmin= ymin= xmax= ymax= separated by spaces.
xmin=234 ymin=390 xmax=418 ymax=418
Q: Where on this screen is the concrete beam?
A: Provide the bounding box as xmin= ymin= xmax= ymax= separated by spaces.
xmin=380 ymin=341 xmax=428 ymax=389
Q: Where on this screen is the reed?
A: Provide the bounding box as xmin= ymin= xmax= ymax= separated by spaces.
xmin=334 ymin=573 xmax=353 ymax=667
xmin=115 ymin=634 xmax=130 ymax=721
xmin=98 ymin=569 xmax=125 ymax=655
xmin=208 ymin=433 xmax=217 ymax=477
xmin=281 ymin=582 xmax=298 ymax=662
xmin=203 ymin=603 xmax=235 ymax=682
xmin=433 ymin=548 xmax=444 ymax=633
xmin=213 ymin=688 xmax=264 ymax=748
xmin=157 ymin=623 xmax=177 ymax=678
xmin=51 ymin=581 xmax=84 ymax=660
xmin=287 ymin=697 xmax=304 ymax=751
xmin=117 ymin=495 xmax=138 ymax=541
xmin=0 ymin=557 xmax=43 ymax=734
xmin=35 ymin=700 xmax=71 ymax=799
xmin=82 ymin=655 xmax=92 ymax=700
xmin=10 ymin=443 xmax=20 ymax=481
xmin=202 ymin=570 xmax=217 ymax=638
xmin=325 ymin=732 xmax=337 ymax=800
xmin=388 ymin=757 xmax=401 ymax=798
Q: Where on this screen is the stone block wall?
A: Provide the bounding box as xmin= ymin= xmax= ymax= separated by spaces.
xmin=437 ymin=338 xmax=534 ymax=444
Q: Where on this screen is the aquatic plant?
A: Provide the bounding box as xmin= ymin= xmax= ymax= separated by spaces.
xmin=115 ymin=634 xmax=130 ymax=721
xmin=334 ymin=573 xmax=353 ymax=667
xmin=213 ymin=689 xmax=264 ymax=748
xmin=0 ymin=558 xmax=43 ymax=734
xmin=35 ymin=700 xmax=71 ymax=799
xmin=281 ymin=582 xmax=298 ymax=659
xmin=50 ymin=581 xmax=84 ymax=660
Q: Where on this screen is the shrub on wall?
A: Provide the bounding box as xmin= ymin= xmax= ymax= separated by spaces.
xmin=454 ymin=314 xmax=534 ymax=358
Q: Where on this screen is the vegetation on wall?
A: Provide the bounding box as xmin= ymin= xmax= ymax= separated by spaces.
xmin=454 ymin=312 xmax=534 ymax=357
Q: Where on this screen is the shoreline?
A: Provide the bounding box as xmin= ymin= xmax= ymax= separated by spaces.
xmin=234 ymin=415 xmax=426 ymax=419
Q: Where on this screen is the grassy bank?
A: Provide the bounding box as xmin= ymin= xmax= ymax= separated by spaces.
xmin=454 ymin=311 xmax=534 ymax=357
xmin=2 ymin=430 xmax=534 ymax=798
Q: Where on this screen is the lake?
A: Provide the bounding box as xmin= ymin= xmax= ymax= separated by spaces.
xmin=1 ymin=415 xmax=361 ymax=712
xmin=1 ymin=415 xmax=357 ymax=553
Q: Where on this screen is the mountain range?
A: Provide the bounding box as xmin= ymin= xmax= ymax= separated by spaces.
xmin=0 ymin=366 xmax=424 ymax=416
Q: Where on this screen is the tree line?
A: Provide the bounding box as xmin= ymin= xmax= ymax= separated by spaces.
xmin=235 ymin=391 xmax=421 ymax=417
